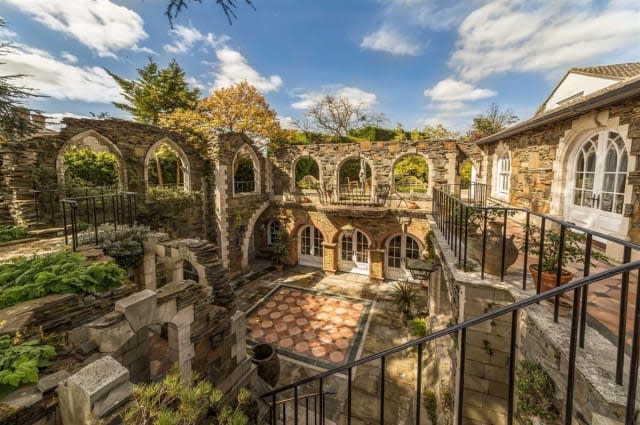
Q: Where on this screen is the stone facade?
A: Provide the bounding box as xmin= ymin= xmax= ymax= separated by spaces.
xmin=480 ymin=95 xmax=640 ymax=248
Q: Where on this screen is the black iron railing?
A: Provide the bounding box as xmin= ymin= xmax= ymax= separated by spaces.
xmin=62 ymin=191 xmax=137 ymax=251
xmin=432 ymin=184 xmax=640 ymax=384
xmin=235 ymin=181 xmax=256 ymax=193
xmin=439 ymin=182 xmax=487 ymax=206
xmin=260 ymin=260 xmax=640 ymax=425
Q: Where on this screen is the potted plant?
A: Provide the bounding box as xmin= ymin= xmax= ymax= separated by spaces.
xmin=271 ymin=230 xmax=289 ymax=272
xmin=249 ymin=343 xmax=280 ymax=387
xmin=522 ymin=224 xmax=607 ymax=293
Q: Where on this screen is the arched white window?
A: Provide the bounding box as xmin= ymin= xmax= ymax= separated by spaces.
xmin=497 ymin=152 xmax=511 ymax=195
xmin=298 ymin=225 xmax=324 ymax=267
xmin=267 ymin=221 xmax=281 ymax=246
xmin=385 ymin=234 xmax=422 ymax=280
xmin=572 ymin=132 xmax=627 ymax=214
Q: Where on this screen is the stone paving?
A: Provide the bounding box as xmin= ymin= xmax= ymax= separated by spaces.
xmin=247 ymin=286 xmax=372 ymax=368
xmin=236 ymin=266 xmax=429 ymax=425
xmin=0 ymin=236 xmax=66 ymax=262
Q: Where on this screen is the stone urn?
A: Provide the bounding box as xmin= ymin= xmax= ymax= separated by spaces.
xmin=251 ymin=343 xmax=280 ymax=387
xmin=468 ymin=221 xmax=518 ymax=276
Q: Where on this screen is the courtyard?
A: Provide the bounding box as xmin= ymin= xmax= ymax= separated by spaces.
xmin=236 ymin=266 xmax=432 ymax=424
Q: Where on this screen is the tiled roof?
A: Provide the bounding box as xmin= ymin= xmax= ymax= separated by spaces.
xmin=570 ymin=62 xmax=640 ymax=80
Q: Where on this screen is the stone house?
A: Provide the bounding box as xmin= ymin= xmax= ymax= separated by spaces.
xmin=475 ymin=62 xmax=640 ymax=259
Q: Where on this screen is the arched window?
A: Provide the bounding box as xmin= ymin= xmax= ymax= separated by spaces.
xmin=339 ymin=229 xmax=369 ymax=275
xmin=393 ymin=155 xmax=428 ymax=193
xmin=295 ymin=157 xmax=320 ymax=190
xmin=338 ymin=158 xmax=372 ymax=202
xmin=267 ymin=221 xmax=281 ymax=246
xmin=497 ymin=152 xmax=511 ymax=195
xmin=299 ymin=225 xmax=324 ymax=267
xmin=183 ymin=260 xmax=199 ymax=282
xmin=144 ymin=139 xmax=191 ymax=192
xmin=234 ymin=153 xmax=255 ymax=193
xmin=386 ymin=234 xmax=421 ymax=279
xmin=572 ymin=132 xmax=627 ymax=214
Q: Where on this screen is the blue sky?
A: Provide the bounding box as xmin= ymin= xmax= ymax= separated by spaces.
xmin=1 ymin=0 xmax=640 ymax=132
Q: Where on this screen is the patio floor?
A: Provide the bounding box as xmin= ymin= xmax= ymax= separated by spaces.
xmin=236 ymin=266 xmax=430 ymax=424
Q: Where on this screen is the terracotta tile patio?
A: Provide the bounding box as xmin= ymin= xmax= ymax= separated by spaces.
xmin=246 ymin=286 xmax=372 ymax=368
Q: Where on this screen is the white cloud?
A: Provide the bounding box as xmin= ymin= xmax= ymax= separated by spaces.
xmin=0 ymin=26 xmax=17 ymax=40
xmin=451 ymin=0 xmax=640 ymax=81
xmin=291 ymin=86 xmax=378 ymax=110
xmin=186 ymin=76 xmax=206 ymax=91
xmin=44 ymin=112 xmax=91 ymax=131
xmin=384 ymin=0 xmax=481 ymax=31
xmin=212 ymin=47 xmax=282 ymax=93
xmin=424 ymin=78 xmax=496 ymax=102
xmin=164 ymin=24 xmax=229 ymax=54
xmin=60 ymin=51 xmax=78 ymax=64
xmin=0 ymin=0 xmax=148 ymax=57
xmin=361 ymin=26 xmax=421 ymax=56
xmin=2 ymin=44 xmax=123 ymax=103
xmin=278 ymin=116 xmax=297 ymax=130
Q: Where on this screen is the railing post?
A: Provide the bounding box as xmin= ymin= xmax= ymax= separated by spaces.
xmin=564 ymin=286 xmax=582 ymax=425
xmin=507 ymin=309 xmax=518 ymax=425
xmin=347 ymin=367 xmax=352 ymax=425
xmin=554 ymin=224 xmax=566 ymax=323
xmin=457 ymin=328 xmax=467 ymax=425
xmin=616 ymin=246 xmax=632 ymax=385
xmin=625 ymin=270 xmax=640 ymax=425
xmin=380 ymin=356 xmax=385 ymax=425
xmin=536 ymin=218 xmax=546 ymax=294
xmin=294 ymin=386 xmax=298 ymax=425
xmin=481 ymin=209 xmax=488 ymax=280
xmin=463 ymin=206 xmax=469 ymax=270
xmin=416 ymin=343 xmax=423 ymax=425
xmin=93 ymin=197 xmax=99 ymax=245
xmin=62 ymin=201 xmax=68 ymax=245
xmin=579 ymin=234 xmax=592 ymax=348
xmin=522 ymin=212 xmax=530 ymax=290
xmin=500 ymin=208 xmax=507 ymax=282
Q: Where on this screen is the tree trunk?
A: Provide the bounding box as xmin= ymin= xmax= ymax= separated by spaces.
xmin=155 ymin=155 xmax=164 ymax=187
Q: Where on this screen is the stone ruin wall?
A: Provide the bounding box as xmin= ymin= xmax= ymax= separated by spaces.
xmin=0 ymin=118 xmax=212 ymax=240
xmin=271 ymin=139 xmax=460 ymax=200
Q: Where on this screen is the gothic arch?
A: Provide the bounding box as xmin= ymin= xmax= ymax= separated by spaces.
xmin=144 ymin=137 xmax=192 ymax=191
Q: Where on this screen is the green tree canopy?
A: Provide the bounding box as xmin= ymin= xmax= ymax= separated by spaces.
xmin=393 ymin=155 xmax=428 ymax=192
xmin=63 ymin=147 xmax=119 ymax=187
xmin=422 ymin=124 xmax=459 ymax=140
xmin=469 ymin=103 xmax=518 ymax=140
xmin=108 ymin=58 xmax=200 ymax=125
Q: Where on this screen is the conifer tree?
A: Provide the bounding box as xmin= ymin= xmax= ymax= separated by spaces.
xmin=108 ymin=58 xmax=200 ymax=125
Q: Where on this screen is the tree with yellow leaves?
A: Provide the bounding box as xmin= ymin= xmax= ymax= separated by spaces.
xmin=160 ymin=81 xmax=285 ymax=153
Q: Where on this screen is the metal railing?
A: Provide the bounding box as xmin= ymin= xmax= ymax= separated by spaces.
xmin=234 ymin=180 xmax=256 ymax=193
xmin=62 ymin=192 xmax=137 ymax=251
xmin=260 ymin=260 xmax=640 ymax=425
xmin=439 ymin=182 xmax=487 ymax=206
xmin=432 ymin=184 xmax=640 ymax=384
xmin=317 ymin=183 xmax=391 ymax=207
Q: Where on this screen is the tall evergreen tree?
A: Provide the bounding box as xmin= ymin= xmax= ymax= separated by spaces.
xmin=0 ymin=19 xmax=38 ymax=139
xmin=107 ymin=58 xmax=200 ymax=125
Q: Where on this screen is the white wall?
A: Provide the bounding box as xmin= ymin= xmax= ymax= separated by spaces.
xmin=545 ymin=72 xmax=619 ymax=112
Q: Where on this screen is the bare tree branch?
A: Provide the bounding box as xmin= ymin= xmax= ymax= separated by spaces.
xmin=165 ymin=0 xmax=255 ymax=27
xmin=305 ymin=95 xmax=386 ymax=138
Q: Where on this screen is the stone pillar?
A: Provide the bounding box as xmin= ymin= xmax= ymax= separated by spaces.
xmin=368 ymin=249 xmax=385 ymax=280
xmin=57 ymin=356 xmax=132 ymax=425
xmin=168 ymin=304 xmax=195 ymax=382
xmin=322 ymin=242 xmax=337 ymax=273
xmin=286 ymin=235 xmax=298 ymax=265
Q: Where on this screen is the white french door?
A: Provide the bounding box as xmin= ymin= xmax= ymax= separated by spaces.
xmin=567 ymin=131 xmax=628 ymax=238
xmin=298 ymin=225 xmax=323 ymax=267
xmin=385 ymin=234 xmax=422 ymax=280
xmin=338 ymin=230 xmax=370 ymax=275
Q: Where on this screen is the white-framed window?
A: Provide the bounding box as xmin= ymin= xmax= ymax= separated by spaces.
xmin=267 ymin=221 xmax=281 ymax=246
xmin=498 ymin=153 xmax=511 ymax=194
xmin=300 ymin=226 xmax=323 ymax=257
xmin=387 ymin=234 xmax=421 ymax=269
xmin=572 ymin=131 xmax=628 ymax=214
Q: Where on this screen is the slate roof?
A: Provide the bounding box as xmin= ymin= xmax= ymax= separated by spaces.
xmin=570 ymin=62 xmax=640 ymax=80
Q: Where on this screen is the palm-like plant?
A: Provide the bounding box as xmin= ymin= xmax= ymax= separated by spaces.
xmin=390 ymin=281 xmax=418 ymax=319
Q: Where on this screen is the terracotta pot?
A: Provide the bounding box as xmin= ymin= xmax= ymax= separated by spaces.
xmin=251 ymin=343 xmax=280 ymax=387
xmin=528 ymin=264 xmax=574 ymax=293
xmin=468 ymin=224 xmax=518 ymax=276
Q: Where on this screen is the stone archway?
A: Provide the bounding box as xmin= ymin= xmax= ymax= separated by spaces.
xmin=56 ymin=130 xmax=128 ymax=190
xmin=241 ymin=200 xmax=271 ymax=270
xmin=144 ymin=137 xmax=192 ymax=192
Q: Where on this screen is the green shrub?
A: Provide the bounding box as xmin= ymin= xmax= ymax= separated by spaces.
xmin=142 ymin=187 xmax=200 ymax=236
xmin=63 ymin=146 xmax=118 ymax=187
xmin=123 ymin=367 xmax=251 ymax=425
xmin=516 ymin=360 xmax=558 ymax=423
xmin=390 ymin=281 xmax=418 ymax=319
xmin=422 ymin=390 xmax=437 ymax=425
xmin=0 ymin=226 xmax=28 ymax=243
xmin=411 ymin=318 xmax=428 ymax=337
xmin=0 ymin=334 xmax=55 ymax=396
xmin=0 ymin=251 xmax=125 ymax=309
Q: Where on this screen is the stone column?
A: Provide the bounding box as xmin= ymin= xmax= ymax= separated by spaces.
xmin=286 ymin=235 xmax=298 ymax=265
xmin=322 ymin=242 xmax=337 ymax=273
xmin=368 ymin=249 xmax=385 ymax=280
xmin=168 ymin=305 xmax=195 ymax=382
